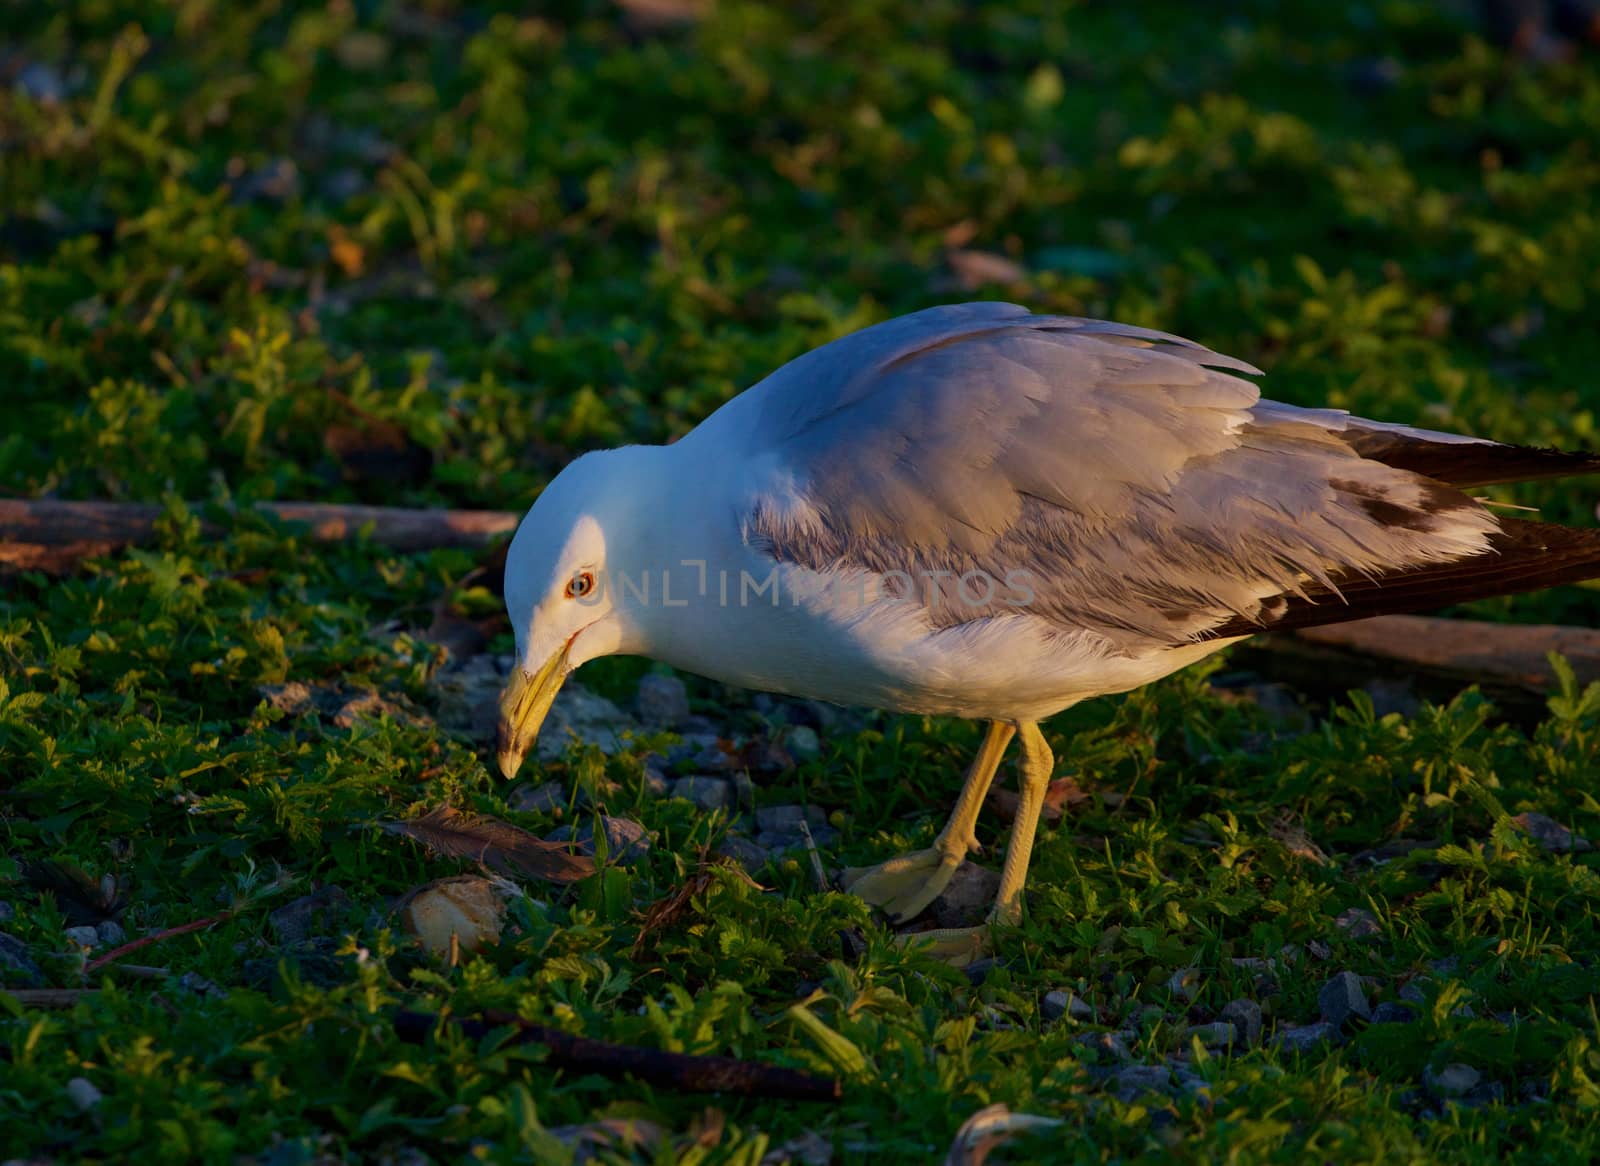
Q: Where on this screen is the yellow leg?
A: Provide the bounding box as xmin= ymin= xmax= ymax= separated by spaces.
xmin=899 ymin=721 xmax=1054 ymax=965
xmin=840 ymin=721 xmax=1015 ymax=922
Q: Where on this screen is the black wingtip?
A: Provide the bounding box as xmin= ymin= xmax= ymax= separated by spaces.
xmin=1204 ymin=518 xmax=1600 ymax=640
xmin=1345 ymin=431 xmax=1600 ymax=489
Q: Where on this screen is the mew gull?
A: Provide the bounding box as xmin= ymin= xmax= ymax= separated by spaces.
xmin=496 ymin=302 xmax=1600 ymax=962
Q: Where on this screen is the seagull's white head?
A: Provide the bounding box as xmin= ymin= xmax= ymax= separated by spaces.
xmin=495 ymin=448 xmax=658 ymax=779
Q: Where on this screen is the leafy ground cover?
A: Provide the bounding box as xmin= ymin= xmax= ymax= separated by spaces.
xmin=5 ymin=1 xmax=1600 ymax=1161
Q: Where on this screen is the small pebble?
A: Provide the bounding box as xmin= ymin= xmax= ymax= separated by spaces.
xmin=1111 ymin=1065 xmax=1171 ymax=1101
xmin=64 ymin=925 xmax=100 ymax=949
xmin=670 ymin=776 xmax=734 ymax=812
xmin=1334 ymin=907 xmax=1383 ymax=939
xmin=549 ymin=816 xmax=651 ymax=863
xmin=1318 ymin=970 xmax=1372 ymax=1027
xmin=1184 ymin=1021 xmax=1237 ymax=1048
xmin=0 ymin=900 xmax=14 ymax=924
xmin=1274 ymin=1022 xmax=1339 ymax=1054
xmin=1512 ymin=812 xmax=1592 ymax=854
xmin=508 ymin=782 xmax=565 ymax=814
xmin=787 ymin=726 xmax=822 ymax=759
xmin=95 ymin=920 xmax=126 ymax=947
xmin=1371 ymin=1001 xmax=1418 ymax=1025
xmin=1165 ymin=967 xmax=1201 ymax=1001
xmin=66 ymin=1076 xmax=103 ymax=1112
xmin=641 ymin=763 xmax=672 ymax=797
xmin=636 ymin=673 xmax=690 ymax=727
xmin=714 ymin=836 xmax=770 ymax=872
xmin=755 ymin=804 xmax=828 ymax=833
xmin=1042 ymin=990 xmax=1093 ymax=1023
xmin=0 ymin=932 xmax=44 ymax=985
xmin=1073 ymin=1031 xmax=1132 ymax=1062
xmin=1219 ymin=999 xmax=1263 ymax=1046
xmin=1424 ymin=1062 xmax=1481 ymax=1099
xmin=178 ymin=971 xmax=224 ymax=997
xmin=269 ymin=885 xmax=352 ymax=947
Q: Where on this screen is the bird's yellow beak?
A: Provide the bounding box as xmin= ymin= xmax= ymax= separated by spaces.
xmin=495 ymin=642 xmax=570 ymax=779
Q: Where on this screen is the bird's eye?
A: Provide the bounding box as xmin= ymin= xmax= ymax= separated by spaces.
xmin=565 ymin=571 xmax=595 ymax=599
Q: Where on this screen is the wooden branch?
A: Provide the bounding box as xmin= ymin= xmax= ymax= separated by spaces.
xmin=6 ymin=989 xmax=98 ymax=1008
xmin=1285 ymin=615 xmax=1600 ymax=690
xmin=84 ymin=910 xmax=234 ymax=973
xmin=394 ymin=1009 xmax=843 ymax=1102
xmin=1236 ymin=614 xmax=1600 ymax=719
xmin=0 ymin=499 xmax=519 ymax=572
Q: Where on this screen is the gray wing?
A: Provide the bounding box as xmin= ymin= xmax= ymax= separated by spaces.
xmin=735 ymin=303 xmax=1532 ymax=651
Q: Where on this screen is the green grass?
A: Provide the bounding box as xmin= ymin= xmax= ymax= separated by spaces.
xmin=5 ymin=1 xmax=1600 ymax=1161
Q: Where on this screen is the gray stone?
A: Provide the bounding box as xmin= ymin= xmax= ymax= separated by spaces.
xmin=787 ymin=726 xmax=822 ymax=759
xmin=1424 ymin=1062 xmax=1481 ymax=1098
xmin=930 ymin=862 xmax=1002 ymax=929
xmin=269 ymin=885 xmax=352 ymax=946
xmin=178 ymin=971 xmax=223 ymax=997
xmin=1318 ymin=970 xmax=1372 ymax=1027
xmin=671 ymin=776 xmax=734 ymax=812
xmin=642 ymin=763 xmax=672 ymax=797
xmin=1042 ymin=990 xmax=1093 ymax=1023
xmin=259 ymin=680 xmax=315 ymax=715
xmin=539 ymin=686 xmax=635 ymax=761
xmin=1219 ymin=999 xmax=1263 ymax=1046
xmin=332 ymin=690 xmax=423 ymax=730
xmin=1371 ymin=1001 xmax=1418 ymax=1025
xmin=762 ymin=1128 xmax=833 ymax=1166
xmin=636 ymin=674 xmax=690 ymax=727
xmin=1513 ymin=812 xmax=1592 ymax=854
xmin=963 ymin=957 xmax=1001 ymax=985
xmin=17 ymin=62 xmax=66 ymax=104
xmin=1165 ymin=967 xmax=1201 ymax=1001
xmin=1334 ymin=907 xmax=1383 ymax=939
xmin=715 ymin=836 xmax=771 ymax=872
xmin=1110 ymin=1065 xmax=1171 ymax=1101
xmin=690 ymin=743 xmax=737 ymax=772
xmin=758 ymin=825 xmax=839 ymax=854
xmin=1184 ymin=1021 xmax=1237 ymax=1048
xmin=550 ymin=816 xmax=651 ymax=864
xmin=65 ymin=1076 xmax=103 ymax=1112
xmin=95 ymin=920 xmax=126 ymax=947
xmin=1399 ymin=980 xmax=1428 ymax=1005
xmin=1072 ymin=1031 xmax=1132 ymax=1062
xmin=0 ymin=932 xmax=43 ymax=985
xmin=1274 ymin=1022 xmax=1339 ymax=1054
xmin=0 ymin=900 xmax=14 ymax=924
xmin=731 ymin=770 xmax=756 ymax=810
xmin=64 ymin=925 xmax=99 ymax=948
xmin=755 ymin=805 xmax=828 ymax=834
xmin=507 ymin=782 xmax=565 ymax=814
